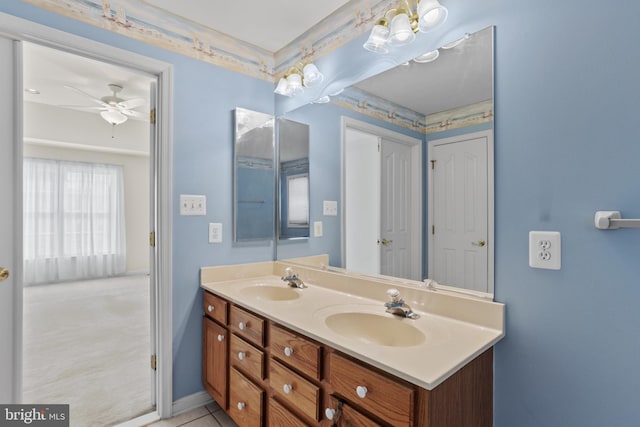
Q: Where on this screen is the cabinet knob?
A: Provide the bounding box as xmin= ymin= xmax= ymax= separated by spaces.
xmin=283 ymin=384 xmax=293 ymax=394
xmin=207 ymin=305 xmax=215 ymax=312
xmin=217 ymin=334 xmax=224 ymax=342
xmin=237 ymin=402 xmax=245 ymax=411
xmin=238 ymin=321 xmax=246 ymax=330
xmin=356 ymin=385 xmax=368 ymax=398
xmin=325 ymin=408 xmax=336 ymax=420
xmin=284 ymin=347 xmax=294 ymax=357
xmin=238 ymin=351 xmax=246 ymax=361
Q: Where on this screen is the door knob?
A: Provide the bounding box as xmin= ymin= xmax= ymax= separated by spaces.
xmin=377 ymin=239 xmax=393 ymax=246
xmin=0 ymin=267 xmax=8 ymax=282
xmin=472 ymin=240 xmax=486 ymax=247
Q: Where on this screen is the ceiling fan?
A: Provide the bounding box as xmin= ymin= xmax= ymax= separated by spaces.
xmin=62 ymin=83 xmax=147 ymax=126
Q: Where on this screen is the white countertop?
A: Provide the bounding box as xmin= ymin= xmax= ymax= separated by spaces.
xmin=200 ymin=264 xmax=504 ymax=391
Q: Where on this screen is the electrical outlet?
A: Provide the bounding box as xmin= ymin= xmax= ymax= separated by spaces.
xmin=180 ymin=194 xmax=206 ymax=216
xmin=529 ymin=231 xmax=561 ymax=270
xmin=314 ymin=221 xmax=323 ymax=237
xmin=209 ymin=223 xmax=222 ymax=243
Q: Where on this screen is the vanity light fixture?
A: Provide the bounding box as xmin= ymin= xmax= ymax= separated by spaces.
xmin=363 ymin=0 xmax=448 ymax=54
xmin=274 ymin=62 xmax=325 ymax=97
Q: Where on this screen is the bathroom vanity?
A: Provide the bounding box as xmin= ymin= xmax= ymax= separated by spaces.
xmin=201 ymin=260 xmax=504 ymax=426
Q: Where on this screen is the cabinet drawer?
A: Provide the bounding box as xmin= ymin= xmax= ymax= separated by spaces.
xmin=230 ymin=305 xmax=265 ymax=347
xmin=230 ymin=334 xmax=265 ymax=381
xmin=228 ymin=368 xmax=263 ymax=427
xmin=270 ymin=325 xmax=321 ymax=381
xmin=269 ymin=359 xmax=320 ymax=421
xmin=268 ymin=398 xmax=309 ymax=427
xmin=329 ymin=353 xmax=414 ymax=427
xmin=203 ymin=291 xmax=228 ymax=325
xmin=325 ymin=397 xmax=385 ymax=427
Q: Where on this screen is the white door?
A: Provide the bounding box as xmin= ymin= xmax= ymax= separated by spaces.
xmin=430 ymin=134 xmax=489 ymax=292
xmin=148 ymin=80 xmax=158 ymax=406
xmin=344 ymin=128 xmax=380 ymax=275
xmin=380 ymin=139 xmax=412 ymax=278
xmin=0 ymin=36 xmax=20 ymax=402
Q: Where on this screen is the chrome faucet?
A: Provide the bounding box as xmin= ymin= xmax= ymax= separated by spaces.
xmin=281 ymin=267 xmax=306 ymax=289
xmin=384 ymin=288 xmax=419 ymax=319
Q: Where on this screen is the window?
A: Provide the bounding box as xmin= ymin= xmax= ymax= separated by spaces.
xmin=287 ymin=173 xmax=309 ymax=228
xmin=23 ymin=158 xmax=126 ymax=284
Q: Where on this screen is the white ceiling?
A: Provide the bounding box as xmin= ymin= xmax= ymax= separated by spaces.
xmin=22 ymin=42 xmax=153 ymax=118
xmin=145 ymin=0 xmax=351 ymax=52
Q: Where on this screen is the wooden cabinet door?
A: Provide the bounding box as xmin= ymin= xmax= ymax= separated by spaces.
xmin=203 ymin=317 xmax=228 ymax=409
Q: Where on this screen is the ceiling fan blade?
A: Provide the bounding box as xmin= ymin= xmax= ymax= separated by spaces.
xmin=118 ymin=98 xmax=145 ymax=109
xmin=120 ymin=109 xmax=147 ymax=119
xmin=56 ymin=105 xmax=106 ymax=110
xmin=63 ymin=85 xmax=109 ymax=107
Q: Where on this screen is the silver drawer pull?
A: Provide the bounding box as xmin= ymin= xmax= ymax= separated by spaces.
xmin=238 ymin=321 xmax=246 ymax=330
xmin=284 ymin=347 xmax=294 ymax=357
xmin=238 ymin=351 xmax=246 ymax=361
xmin=356 ymin=385 xmax=368 ymax=398
xmin=283 ymin=384 xmax=293 ymax=394
xmin=207 ymin=305 xmax=215 ymax=312
xmin=237 ymin=402 xmax=245 ymax=411
xmin=325 ymin=408 xmax=336 ymax=420
xmin=217 ymin=334 xmax=224 ymax=342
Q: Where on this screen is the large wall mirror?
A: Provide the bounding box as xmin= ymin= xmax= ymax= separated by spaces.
xmin=276 ymin=26 xmax=494 ymax=298
xmin=278 ymin=118 xmax=310 ymax=240
xmin=233 ymin=107 xmax=275 ymax=242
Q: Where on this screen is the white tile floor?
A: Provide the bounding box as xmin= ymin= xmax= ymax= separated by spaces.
xmin=147 ymin=403 xmax=237 ymax=427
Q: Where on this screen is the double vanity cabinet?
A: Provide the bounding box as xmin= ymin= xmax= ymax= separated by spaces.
xmin=201 ymin=260 xmax=504 ymax=427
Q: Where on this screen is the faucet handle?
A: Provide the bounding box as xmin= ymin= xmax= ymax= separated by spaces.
xmin=386 ymin=288 xmax=401 ymax=303
xmin=284 ymin=267 xmax=293 ymax=277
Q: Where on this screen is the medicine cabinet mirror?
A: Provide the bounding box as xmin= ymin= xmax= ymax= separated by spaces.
xmin=278 ymin=118 xmax=310 ymax=240
xmin=233 ymin=107 xmax=275 ymax=242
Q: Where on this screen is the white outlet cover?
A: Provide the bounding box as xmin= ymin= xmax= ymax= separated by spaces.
xmin=529 ymin=231 xmax=561 ymax=270
xmin=314 ymin=221 xmax=323 ymax=237
xmin=209 ymin=223 xmax=222 ymax=243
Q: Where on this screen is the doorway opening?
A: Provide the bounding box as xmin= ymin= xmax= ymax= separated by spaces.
xmin=341 ymin=117 xmax=422 ymax=281
xmin=21 ymin=41 xmax=157 ymax=426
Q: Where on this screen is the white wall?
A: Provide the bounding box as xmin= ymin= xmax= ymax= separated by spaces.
xmin=23 ymin=102 xmax=150 ymax=274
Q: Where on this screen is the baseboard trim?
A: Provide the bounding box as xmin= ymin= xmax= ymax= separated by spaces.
xmin=112 ymin=411 xmax=160 ymax=427
xmin=172 ymin=391 xmax=214 ymax=417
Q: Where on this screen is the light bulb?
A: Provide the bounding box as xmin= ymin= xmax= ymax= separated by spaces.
xmin=363 ymin=22 xmax=390 ymax=53
xmin=417 ymin=0 xmax=448 ymax=33
xmin=389 ymin=12 xmax=415 ymax=46
xmin=274 ymin=77 xmax=292 ymax=96
xmin=100 ymin=109 xmax=127 ymax=125
xmin=302 ymin=63 xmax=324 ymax=87
xmin=286 ymin=72 xmax=303 ymax=95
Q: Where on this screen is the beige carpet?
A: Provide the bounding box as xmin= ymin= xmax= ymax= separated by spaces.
xmin=23 ymin=275 xmax=155 ymax=426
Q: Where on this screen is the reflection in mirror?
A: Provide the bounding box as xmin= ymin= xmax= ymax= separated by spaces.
xmin=277 ymin=26 xmax=494 ymax=298
xmin=278 ymin=118 xmax=310 ymax=240
xmin=233 ymin=107 xmax=275 ymax=242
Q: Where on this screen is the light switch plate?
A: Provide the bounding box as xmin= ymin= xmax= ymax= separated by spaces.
xmin=180 ymin=194 xmax=206 ymax=216
xmin=529 ymin=231 xmax=561 ymax=270
xmin=323 ymin=200 xmax=338 ymax=216
xmin=314 ymin=221 xmax=323 ymax=237
xmin=209 ymin=223 xmax=222 ymax=243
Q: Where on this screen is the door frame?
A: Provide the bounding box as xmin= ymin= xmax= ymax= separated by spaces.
xmin=427 ymin=129 xmax=494 ymax=296
xmin=0 ymin=12 xmax=174 ymax=418
xmin=341 ymin=117 xmax=422 ymax=280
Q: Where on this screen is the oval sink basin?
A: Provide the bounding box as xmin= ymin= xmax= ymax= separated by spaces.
xmin=240 ymin=285 xmax=300 ymax=301
xmin=324 ymin=312 xmax=425 ymax=347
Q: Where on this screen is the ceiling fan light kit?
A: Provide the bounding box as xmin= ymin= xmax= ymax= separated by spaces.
xmin=363 ymin=0 xmax=448 ymax=54
xmin=63 ymin=83 xmax=146 ymax=126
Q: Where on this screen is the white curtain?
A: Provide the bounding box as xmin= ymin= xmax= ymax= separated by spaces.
xmin=23 ymin=158 xmax=126 ymax=284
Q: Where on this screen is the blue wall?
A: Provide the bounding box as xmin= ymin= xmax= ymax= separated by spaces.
xmin=5 ymin=1 xmax=640 ymax=425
